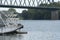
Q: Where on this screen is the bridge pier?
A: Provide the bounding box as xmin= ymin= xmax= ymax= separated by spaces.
xmin=51 ymin=10 xmax=59 ymax=20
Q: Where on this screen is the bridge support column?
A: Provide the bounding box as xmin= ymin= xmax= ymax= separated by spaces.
xmin=51 ymin=10 xmax=59 ymax=20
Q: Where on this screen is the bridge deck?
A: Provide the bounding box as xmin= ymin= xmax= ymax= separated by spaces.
xmin=0 ymin=5 xmax=60 ymax=10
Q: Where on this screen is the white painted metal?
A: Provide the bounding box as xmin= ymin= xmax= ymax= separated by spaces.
xmin=0 ymin=11 xmax=22 ymax=33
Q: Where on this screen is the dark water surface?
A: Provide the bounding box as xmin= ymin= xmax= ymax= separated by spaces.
xmin=0 ymin=20 xmax=60 ymax=40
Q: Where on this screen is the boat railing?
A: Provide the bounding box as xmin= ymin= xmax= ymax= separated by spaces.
xmin=0 ymin=11 xmax=19 ymax=28
xmin=0 ymin=11 xmax=11 ymax=27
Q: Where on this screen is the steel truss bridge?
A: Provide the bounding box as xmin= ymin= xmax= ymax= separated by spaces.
xmin=0 ymin=0 xmax=59 ymax=10
xmin=0 ymin=0 xmax=60 ymax=20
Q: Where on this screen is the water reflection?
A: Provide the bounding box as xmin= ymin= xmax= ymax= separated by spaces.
xmin=0 ymin=31 xmax=60 ymax=40
xmin=0 ymin=34 xmax=24 ymax=40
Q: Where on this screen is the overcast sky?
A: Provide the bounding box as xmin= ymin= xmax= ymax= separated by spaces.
xmin=0 ymin=0 xmax=59 ymax=13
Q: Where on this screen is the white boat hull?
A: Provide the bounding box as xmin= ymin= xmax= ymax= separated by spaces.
xmin=0 ymin=24 xmax=23 ymax=34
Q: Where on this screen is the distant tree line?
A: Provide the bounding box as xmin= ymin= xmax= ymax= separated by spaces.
xmin=20 ymin=2 xmax=60 ymax=20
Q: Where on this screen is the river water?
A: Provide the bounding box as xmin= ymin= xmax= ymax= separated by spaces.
xmin=0 ymin=20 xmax=60 ymax=40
